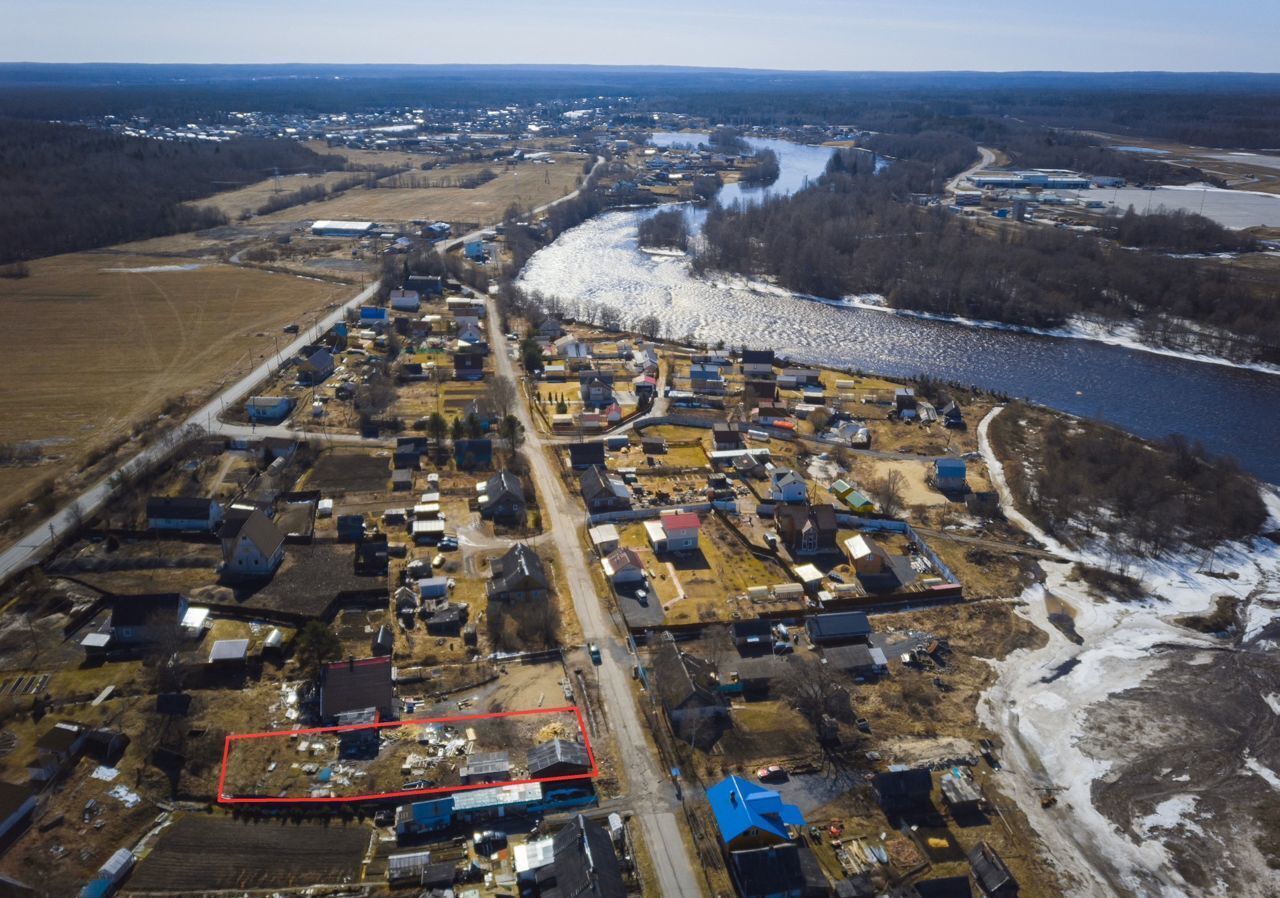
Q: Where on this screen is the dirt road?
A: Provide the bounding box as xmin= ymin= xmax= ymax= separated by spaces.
xmin=486 ymin=296 xmax=703 ymax=897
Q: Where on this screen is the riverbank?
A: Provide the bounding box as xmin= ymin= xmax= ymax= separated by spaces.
xmin=976 ymin=406 xmax=1280 ymax=898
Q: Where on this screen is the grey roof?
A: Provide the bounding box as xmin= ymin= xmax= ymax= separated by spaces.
xmin=485 ymin=470 xmax=524 ymax=505
xmin=460 ymin=751 xmax=511 ymax=780
xmin=208 ymin=639 xmax=249 ymax=663
xmin=527 ymin=738 xmax=591 ymax=776
xmin=222 ymin=509 xmax=284 ymax=557
xmin=537 ymin=815 xmax=627 ymax=898
xmin=650 ymin=633 xmax=722 ymax=713
xmin=489 ymin=544 xmax=548 ymax=595
xmin=967 ymin=841 xmax=1016 ymax=895
xmin=146 ymin=496 xmax=218 ymax=520
xmin=805 ymin=611 xmax=871 ymax=643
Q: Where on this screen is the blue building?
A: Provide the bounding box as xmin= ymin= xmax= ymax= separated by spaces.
xmin=707 ymin=775 xmax=804 ymax=852
xmin=246 ymin=396 xmax=294 ymax=423
xmin=394 ymin=796 xmax=454 ymax=838
xmin=933 ymin=458 xmax=967 ymax=494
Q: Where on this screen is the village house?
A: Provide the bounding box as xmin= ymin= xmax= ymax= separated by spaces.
xmin=645 ymin=511 xmax=701 ymax=553
xmin=579 ymin=370 xmax=615 ymax=408
xmin=775 ymin=503 xmax=839 ymax=555
xmin=146 ymin=496 xmax=223 ymax=532
xmin=579 ymin=465 xmax=631 ymax=513
xmin=453 ymin=351 xmax=485 ymax=381
xmin=740 ymin=349 xmax=776 ymax=379
xmin=805 ymin=611 xmax=872 ymax=646
xmin=319 ymin=656 xmax=395 ymax=724
xmin=707 ymin=775 xmax=804 ymax=852
xmin=219 ymin=509 xmax=285 ymax=577
xmin=567 ymin=441 xmax=606 ymax=470
xmin=536 ymin=317 xmax=565 ymax=340
xmin=933 ymin=458 xmax=967 ymax=493
xmin=487 ymin=544 xmax=550 ymax=602
xmin=842 ymin=533 xmax=886 ymax=575
xmin=109 ymin=593 xmax=189 ymax=646
xmin=245 ymin=396 xmax=294 ymax=423
xmin=650 ymin=633 xmax=729 ymax=748
xmin=297 ymin=347 xmax=335 ymax=385
xmin=602 ymin=547 xmax=645 ymax=585
xmin=769 ymin=468 xmax=808 ymax=504
xmin=479 ymin=470 xmax=527 ymax=524
xmin=533 ymin=815 xmax=627 ymax=898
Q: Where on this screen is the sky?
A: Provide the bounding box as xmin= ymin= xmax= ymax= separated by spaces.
xmin=0 ymin=0 xmax=1276 ymax=72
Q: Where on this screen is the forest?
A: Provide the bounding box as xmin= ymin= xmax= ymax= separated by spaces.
xmin=693 ymin=149 xmax=1280 ymax=364
xmin=637 ymin=208 xmax=689 ymax=250
xmin=990 ymin=402 xmax=1267 ymax=554
xmin=0 ymin=119 xmax=346 ymax=262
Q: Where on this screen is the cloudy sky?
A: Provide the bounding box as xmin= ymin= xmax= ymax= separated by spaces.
xmin=1 ymin=0 xmax=1275 ymax=71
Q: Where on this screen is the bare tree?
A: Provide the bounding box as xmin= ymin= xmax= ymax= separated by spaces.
xmin=870 ymin=470 xmax=906 ymax=518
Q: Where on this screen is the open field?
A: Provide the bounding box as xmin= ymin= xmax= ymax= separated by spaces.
xmin=258 ymin=153 xmax=587 ymax=225
xmin=0 ymin=251 xmax=349 ymax=517
xmin=197 ymin=170 xmax=366 ymax=218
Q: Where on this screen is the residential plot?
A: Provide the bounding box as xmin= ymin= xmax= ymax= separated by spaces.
xmin=127 ymin=814 xmax=371 ymax=892
xmin=219 ymin=706 xmax=593 ymax=802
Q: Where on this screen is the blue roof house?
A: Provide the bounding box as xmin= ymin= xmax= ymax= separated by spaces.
xmin=932 ymin=458 xmax=967 ymax=494
xmin=707 ymin=775 xmax=805 ymax=851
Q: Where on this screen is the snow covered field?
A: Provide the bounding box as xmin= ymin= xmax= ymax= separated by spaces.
xmin=977 ymin=407 xmax=1280 ymax=897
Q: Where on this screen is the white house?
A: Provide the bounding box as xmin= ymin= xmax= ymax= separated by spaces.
xmin=220 ymin=510 xmax=285 ymax=577
xmin=769 ymin=469 xmax=808 ymax=504
xmin=645 ymin=512 xmax=701 ymax=553
xmin=246 ymin=396 xmax=294 ymax=423
xmin=602 ymin=547 xmax=646 ymax=585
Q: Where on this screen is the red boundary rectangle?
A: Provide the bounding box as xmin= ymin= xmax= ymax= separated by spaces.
xmin=217 ymin=705 xmax=597 ymax=805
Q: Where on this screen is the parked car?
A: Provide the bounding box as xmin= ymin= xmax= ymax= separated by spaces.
xmin=589 ymin=644 xmax=602 ymax=664
xmin=756 ymin=765 xmax=786 ymax=782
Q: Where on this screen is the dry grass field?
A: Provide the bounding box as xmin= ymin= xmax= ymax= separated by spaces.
xmin=0 ymin=251 xmax=350 ymax=515
xmin=258 ymin=153 xmax=588 ymax=225
xmin=197 ymin=169 xmax=365 ymax=218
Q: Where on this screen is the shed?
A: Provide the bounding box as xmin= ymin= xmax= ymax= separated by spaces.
xmin=207 ymin=639 xmax=249 ymax=664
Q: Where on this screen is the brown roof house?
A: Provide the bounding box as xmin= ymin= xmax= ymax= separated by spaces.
xmin=775 ymin=504 xmax=839 ymax=556
xmin=219 ymin=510 xmax=285 ymax=578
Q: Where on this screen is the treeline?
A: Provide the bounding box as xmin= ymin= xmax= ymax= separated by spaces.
xmin=693 ymin=150 xmax=1280 ymax=364
xmin=990 ymin=403 xmax=1266 ymax=554
xmin=738 ymin=148 xmax=780 ymax=186
xmin=1101 ymin=207 xmax=1258 ymax=254
xmin=252 ymin=173 xmax=370 ymax=216
xmin=0 ymin=119 xmax=347 ymax=262
xmin=637 ymin=208 xmax=689 ymax=250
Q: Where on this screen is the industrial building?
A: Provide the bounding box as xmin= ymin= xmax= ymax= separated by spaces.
xmin=968 ymin=169 xmax=1092 ymax=190
xmin=310 ymin=219 xmax=376 ymax=237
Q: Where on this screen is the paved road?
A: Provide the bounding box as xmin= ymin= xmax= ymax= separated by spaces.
xmin=947 ymin=145 xmax=997 ymax=194
xmin=486 ymin=299 xmax=702 ymax=897
xmin=0 ymin=280 xmax=382 ymax=587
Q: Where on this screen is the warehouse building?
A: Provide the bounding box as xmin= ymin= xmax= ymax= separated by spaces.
xmin=310 ymin=220 xmax=376 ymax=237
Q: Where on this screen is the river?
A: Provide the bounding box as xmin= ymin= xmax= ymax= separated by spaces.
xmin=519 ymin=132 xmax=1280 ymax=483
